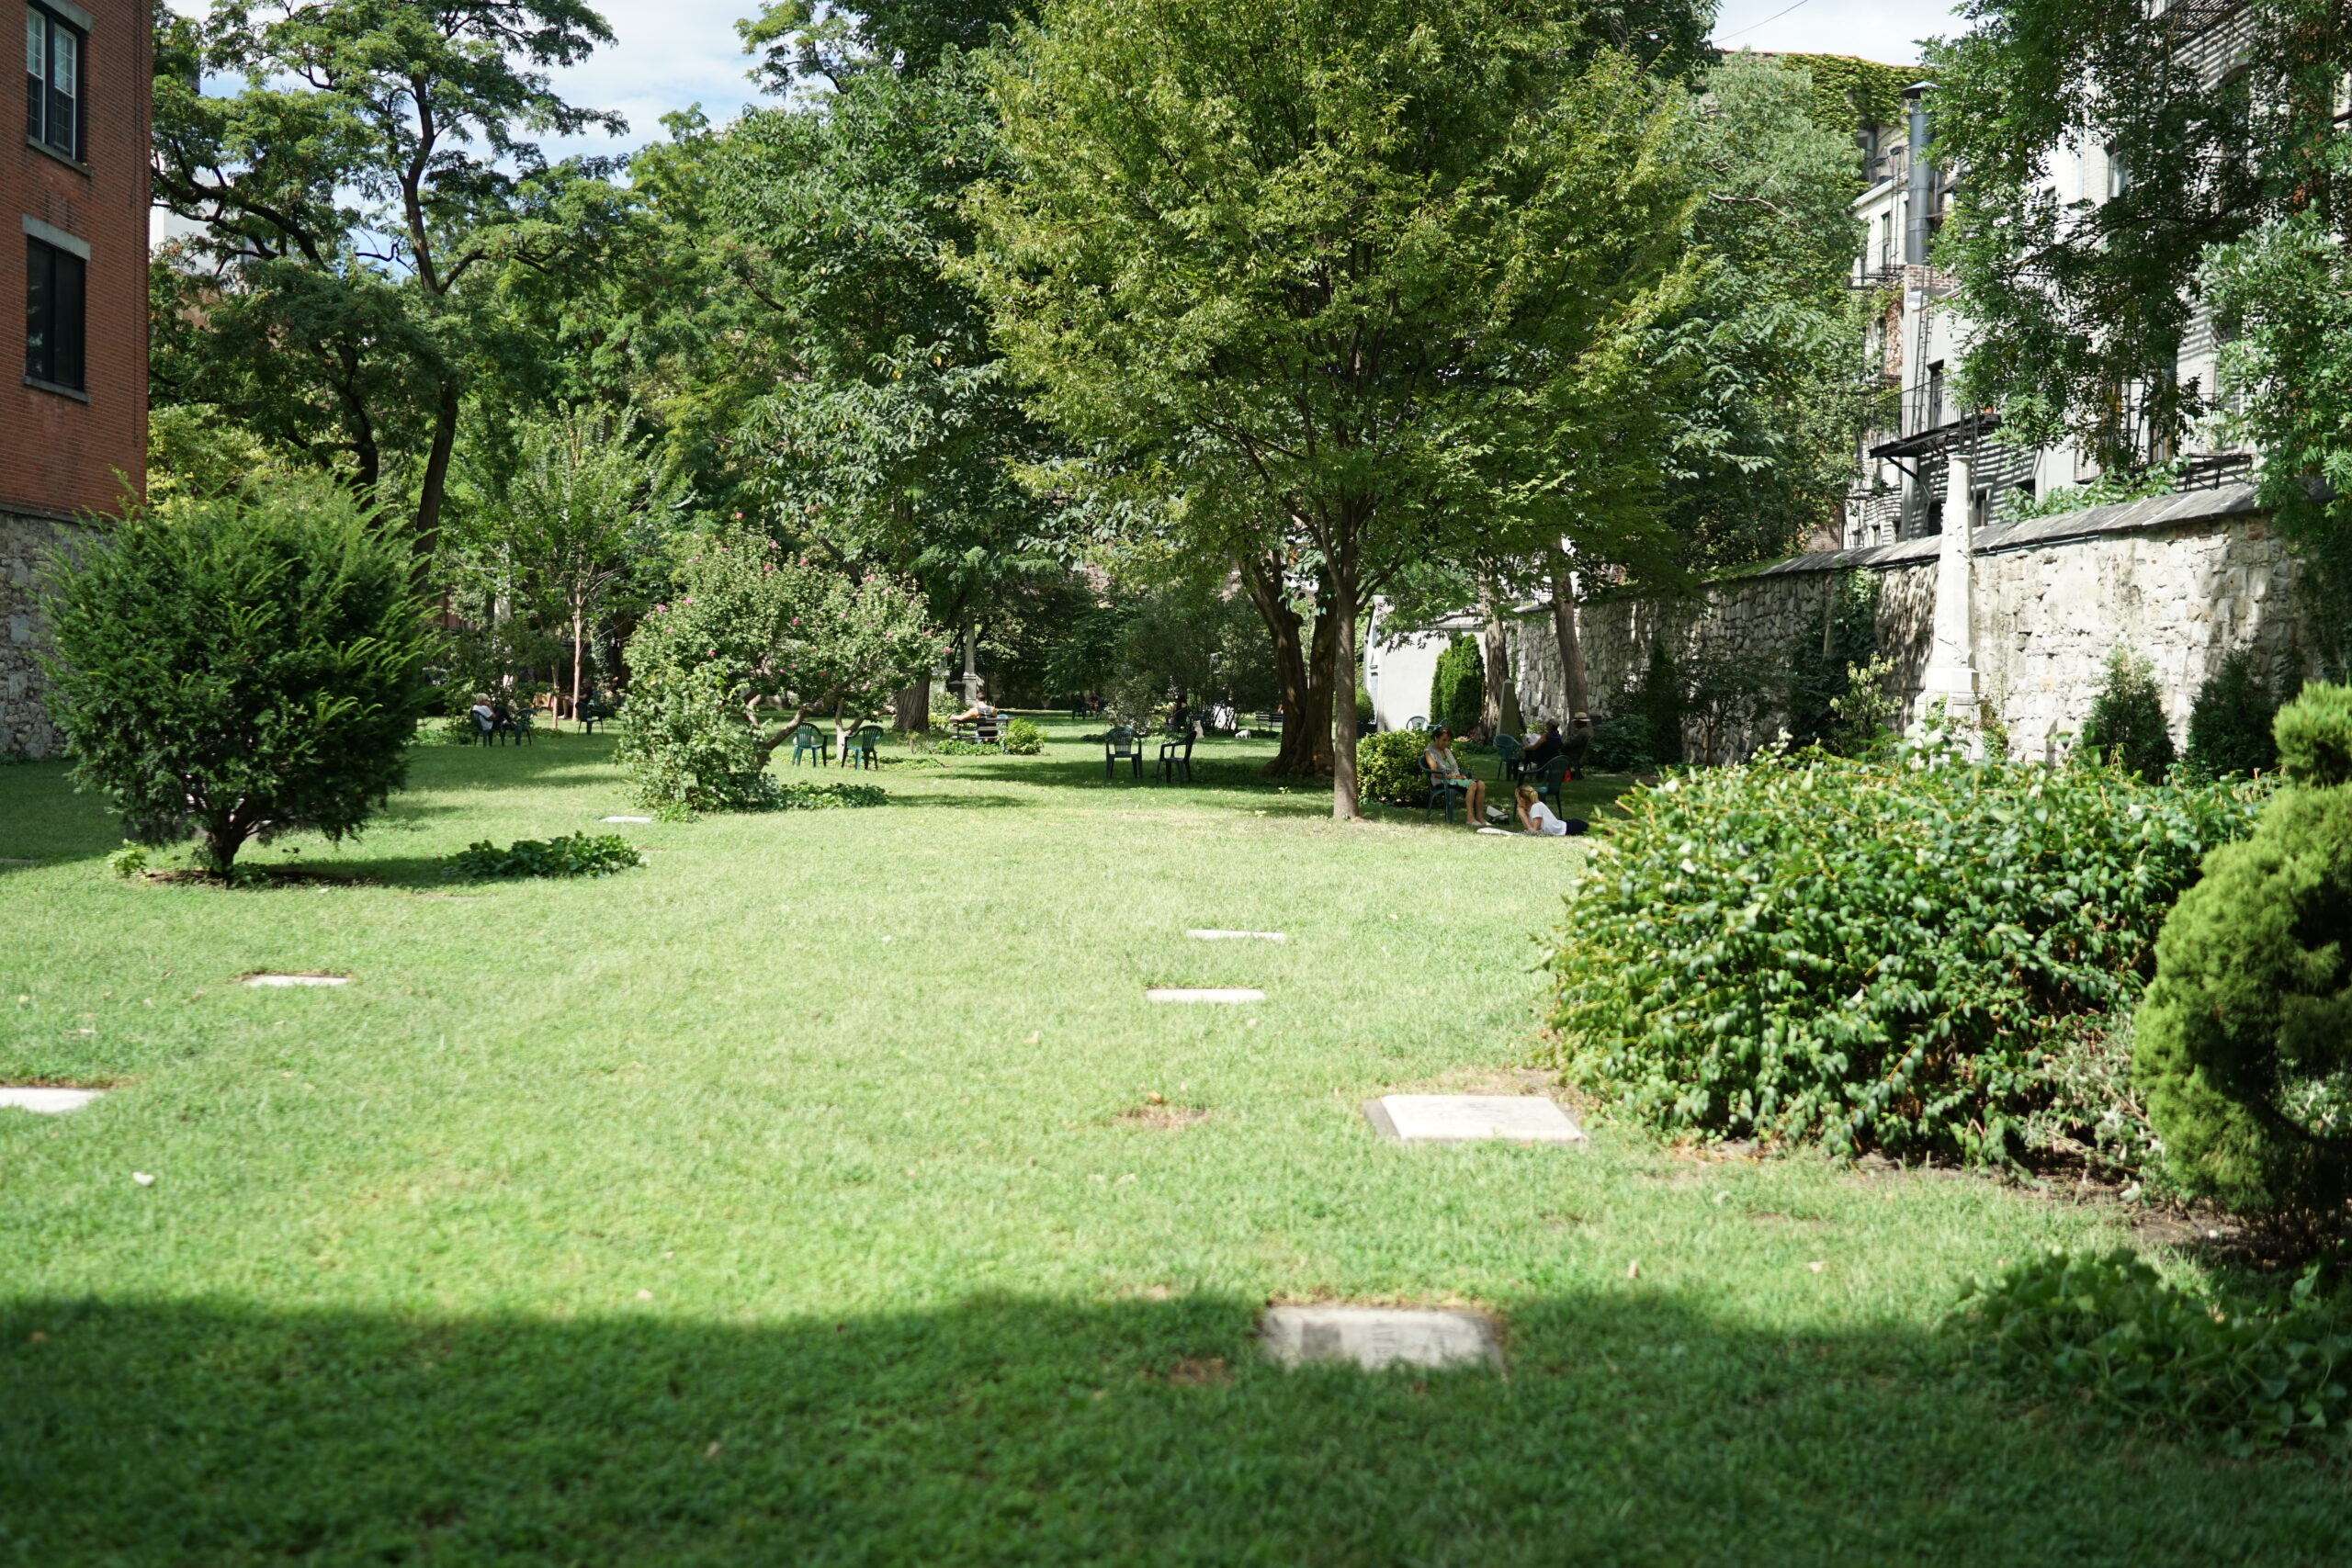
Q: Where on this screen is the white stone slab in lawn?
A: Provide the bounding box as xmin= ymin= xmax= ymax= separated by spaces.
xmin=1362 ymin=1095 xmax=1585 ymax=1145
xmin=0 ymin=1088 xmax=102 ymax=1114
xmin=1261 ymin=1305 xmax=1501 ymax=1371
xmin=1185 ymin=930 xmax=1286 ymax=942
xmin=1146 ymin=987 xmax=1265 ymax=1004
xmin=602 ymin=816 xmax=653 ymax=824
xmin=242 ymin=974 xmax=350 ymax=988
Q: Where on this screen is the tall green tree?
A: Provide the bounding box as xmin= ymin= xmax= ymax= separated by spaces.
xmin=967 ymin=0 xmax=1701 ymax=817
xmin=150 ymin=0 xmax=626 ymax=552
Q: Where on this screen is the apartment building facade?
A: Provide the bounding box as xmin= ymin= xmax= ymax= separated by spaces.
xmin=4 ymin=0 xmax=146 ymax=756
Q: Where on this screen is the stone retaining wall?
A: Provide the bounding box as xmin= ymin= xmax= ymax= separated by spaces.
xmin=1505 ymin=484 xmax=2311 ymax=763
xmin=2 ymin=507 xmax=77 ymax=760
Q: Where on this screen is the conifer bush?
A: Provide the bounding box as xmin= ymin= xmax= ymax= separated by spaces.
xmin=2079 ymin=647 xmax=2177 ymax=780
xmin=2185 ymin=647 xmax=2284 ymax=779
xmin=1428 ymin=636 xmax=1485 ymax=736
xmin=2133 ymin=683 xmax=2352 ymax=1222
xmin=1547 ymin=730 xmax=2263 ymax=1164
xmin=40 ymin=479 xmax=432 ymax=876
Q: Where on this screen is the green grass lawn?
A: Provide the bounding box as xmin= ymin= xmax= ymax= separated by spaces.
xmin=2 ymin=718 xmax=2343 ymax=1565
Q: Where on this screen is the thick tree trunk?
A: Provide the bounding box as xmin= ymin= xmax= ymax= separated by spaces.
xmin=413 ymin=378 xmax=460 ymax=563
xmin=1479 ymin=581 xmax=1522 ymax=737
xmin=1548 ymin=561 xmax=1589 ymax=719
xmin=891 ymin=680 xmax=930 ymax=733
xmin=1238 ymin=553 xmax=1329 ymax=777
xmin=1329 ymin=552 xmax=1364 ymax=821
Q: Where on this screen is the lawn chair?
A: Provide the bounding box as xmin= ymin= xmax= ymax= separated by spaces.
xmin=1407 ymin=715 xmax=1428 ymax=732
xmin=469 ymin=710 xmax=498 ymax=746
xmin=1493 ymin=732 xmax=1525 ymax=784
xmin=843 ymin=724 xmax=882 ymax=770
xmin=1158 ymin=728 xmax=1195 ymax=784
xmin=1535 ymin=755 xmax=1572 ymax=813
xmin=1422 ymin=763 xmax=1469 ymax=824
xmin=510 ymin=709 xmax=535 ymax=746
xmin=790 ymin=723 xmax=826 ymax=766
xmin=575 ymin=698 xmax=610 ymax=736
xmin=1104 ymin=726 xmax=1143 ymax=780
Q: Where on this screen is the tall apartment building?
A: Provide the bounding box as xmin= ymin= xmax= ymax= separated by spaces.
xmin=1842 ymin=4 xmax=2258 ymax=549
xmin=3 ymin=0 xmax=147 ymax=756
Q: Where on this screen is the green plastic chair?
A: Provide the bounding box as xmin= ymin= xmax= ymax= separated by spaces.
xmin=790 ymin=723 xmax=825 ymax=766
xmin=1422 ymin=763 xmax=1468 ymax=823
xmin=1104 ymin=726 xmax=1143 ymax=780
xmin=845 ymin=725 xmax=882 ymax=770
xmin=1535 ymin=755 xmax=1572 ymax=813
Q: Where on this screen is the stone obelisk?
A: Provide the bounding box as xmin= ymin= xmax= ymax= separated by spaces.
xmin=1917 ymin=453 xmax=1980 ymax=740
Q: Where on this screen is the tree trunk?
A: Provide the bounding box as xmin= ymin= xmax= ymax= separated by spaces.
xmin=413 ymin=378 xmax=461 ymax=564
xmin=1238 ymin=552 xmax=1329 ymax=777
xmin=891 ymin=680 xmax=930 ymax=733
xmin=1479 ymin=580 xmax=1523 ymax=737
xmin=1329 ymin=551 xmax=1363 ymax=820
xmin=571 ymin=604 xmax=585 ymax=725
xmin=1548 ymin=560 xmax=1589 ymax=719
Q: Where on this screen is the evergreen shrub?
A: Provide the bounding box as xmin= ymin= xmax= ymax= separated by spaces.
xmin=2133 ymin=683 xmax=2352 ymax=1221
xmin=39 ymin=479 xmax=432 ymax=876
xmin=2185 ymin=648 xmax=2283 ymax=778
xmin=1546 ymin=730 xmax=2263 ymax=1164
xmin=1429 ymin=636 xmax=1485 ymax=736
xmin=1357 ymin=728 xmax=1432 ymax=806
xmin=1627 ymin=640 xmax=1686 ymax=765
xmin=1584 ymin=713 xmax=1656 ymax=773
xmin=2079 ymin=647 xmax=2176 ymax=780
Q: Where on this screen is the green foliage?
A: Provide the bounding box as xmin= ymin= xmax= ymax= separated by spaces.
xmin=1001 ymin=716 xmax=1045 ymax=755
xmin=1951 ymin=1249 xmax=2352 ymax=1455
xmin=2078 ymin=648 xmax=2176 ymax=782
xmin=774 ymin=781 xmax=889 ymax=809
xmin=1429 ymin=637 xmax=1487 ymax=737
xmin=1827 ymin=653 xmax=1902 ymax=760
xmin=1784 ymin=573 xmax=1879 ymax=750
xmin=39 ymin=479 xmax=434 ymax=875
xmin=1357 ymin=729 xmax=1435 ymax=807
xmin=104 ymin=844 xmax=148 ymax=880
xmin=1758 ymin=51 xmax=1916 ymax=145
xmin=2186 ymin=649 xmax=2284 ymax=780
xmin=616 ymin=532 xmax=936 ymax=811
xmin=1584 ymin=713 xmax=1656 ymax=773
xmin=1548 ymin=733 xmax=2265 ymax=1164
xmin=1626 ymin=641 xmax=1687 ymax=766
xmin=447 ymin=833 xmax=644 ymax=880
xmin=2134 ymin=684 xmax=2352 ymax=1221
xmin=2004 ymin=460 xmax=2186 ymax=523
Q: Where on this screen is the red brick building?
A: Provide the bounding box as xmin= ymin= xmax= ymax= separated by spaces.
xmin=3 ymin=0 xmax=147 ymax=756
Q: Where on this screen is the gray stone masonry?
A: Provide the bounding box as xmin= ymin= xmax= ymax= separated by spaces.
xmin=2 ymin=508 xmax=77 ymax=761
xmin=1508 ymin=484 xmax=2312 ymax=764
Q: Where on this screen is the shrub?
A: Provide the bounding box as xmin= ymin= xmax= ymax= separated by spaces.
xmin=2186 ymin=648 xmax=2284 ymax=778
xmin=2079 ymin=647 xmax=2176 ymax=781
xmin=1627 ymin=640 xmax=1686 ymax=765
xmin=1583 ymin=713 xmax=1655 ymax=773
xmin=1001 ymin=716 xmax=1045 ymax=754
xmin=1429 ymin=635 xmax=1485 ymax=736
xmin=1357 ymin=728 xmax=1432 ymax=806
xmin=447 ymin=833 xmax=644 ymax=880
xmin=2133 ymin=682 xmax=2352 ymax=1221
xmin=1784 ymin=572 xmax=1879 ymax=750
xmin=39 ymin=479 xmax=433 ymax=876
xmin=1546 ymin=730 xmax=2264 ymax=1164
xmin=775 ymin=780 xmax=887 ymax=809
xmin=1951 ymin=1249 xmax=2352 ymax=1454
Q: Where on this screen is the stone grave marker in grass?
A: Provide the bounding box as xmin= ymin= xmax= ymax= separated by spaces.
xmin=1260 ymin=1305 xmax=1502 ymax=1371
xmin=241 ymin=974 xmax=351 ymax=988
xmin=0 ymin=1087 xmax=103 ymax=1114
xmin=1363 ymin=1095 xmax=1585 ymax=1145
xmin=602 ymin=816 xmax=653 ymax=824
xmin=1146 ymin=987 xmax=1265 ymax=1004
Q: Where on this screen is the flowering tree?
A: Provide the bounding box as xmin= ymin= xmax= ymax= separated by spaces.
xmin=616 ymin=531 xmax=938 ymax=808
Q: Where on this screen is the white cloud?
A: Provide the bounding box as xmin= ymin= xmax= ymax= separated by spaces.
xmin=541 ymin=0 xmax=771 ymax=159
xmin=1711 ymin=0 xmax=1962 ymax=67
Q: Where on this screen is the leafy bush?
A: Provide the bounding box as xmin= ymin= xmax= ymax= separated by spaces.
xmin=776 ymin=780 xmax=888 ymax=809
xmin=1429 ymin=635 xmax=1485 ymax=736
xmin=39 ymin=478 xmax=433 ymax=875
xmin=2185 ymin=648 xmax=2284 ymax=778
xmin=104 ymin=844 xmax=148 ymax=879
xmin=1951 ymin=1249 xmax=2352 ymax=1454
xmin=617 ymin=532 xmax=935 ymax=811
xmin=1546 ymin=730 xmax=2265 ymax=1164
xmin=2133 ymin=683 xmax=2352 ymax=1221
xmin=2079 ymin=647 xmax=2176 ymax=781
xmin=1784 ymin=572 xmax=1879 ymax=750
xmin=1583 ymin=713 xmax=1656 ymax=773
xmin=1001 ymin=716 xmax=1045 ymax=754
xmin=1358 ymin=728 xmax=1433 ymax=806
xmin=447 ymin=833 xmax=644 ymax=880
xmin=1626 ymin=640 xmax=1686 ymax=766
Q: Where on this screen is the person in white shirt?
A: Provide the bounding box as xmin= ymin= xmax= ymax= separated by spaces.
xmin=1514 ymin=784 xmax=1586 ymax=837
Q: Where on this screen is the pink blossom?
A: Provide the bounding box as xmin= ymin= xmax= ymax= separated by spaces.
xmin=654 ymin=603 xmax=667 ymax=612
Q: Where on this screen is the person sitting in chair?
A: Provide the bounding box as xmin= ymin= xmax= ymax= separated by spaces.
xmin=952 ymin=683 xmax=997 ymax=726
xmin=1514 ymin=784 xmax=1588 ymax=837
xmin=1561 ymin=713 xmax=1593 ymax=778
xmin=1523 ymin=720 xmax=1564 ymax=771
xmin=1424 ymin=726 xmax=1488 ymax=827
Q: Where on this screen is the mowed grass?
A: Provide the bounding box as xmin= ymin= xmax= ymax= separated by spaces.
xmin=1 ymin=719 xmax=2343 ymax=1565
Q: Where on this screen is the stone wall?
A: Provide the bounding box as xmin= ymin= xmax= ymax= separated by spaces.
xmin=1505 ymin=484 xmax=2311 ymax=763
xmin=2 ymin=508 xmax=77 ymax=760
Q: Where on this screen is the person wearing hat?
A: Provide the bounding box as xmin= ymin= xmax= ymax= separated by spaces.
xmin=1561 ymin=712 xmax=1593 ymax=778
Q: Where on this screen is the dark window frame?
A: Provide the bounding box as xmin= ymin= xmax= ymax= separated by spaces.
xmin=24 ymin=1 xmax=85 ymax=163
xmin=26 ymin=233 xmax=88 ymax=395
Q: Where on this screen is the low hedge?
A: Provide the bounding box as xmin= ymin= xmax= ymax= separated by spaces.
xmin=1544 ymin=731 xmax=2264 ymax=1165
xmin=447 ymin=833 xmax=643 ymax=880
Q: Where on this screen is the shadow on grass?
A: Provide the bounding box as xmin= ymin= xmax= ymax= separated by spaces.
xmin=3 ymin=1290 xmax=2336 ymax=1564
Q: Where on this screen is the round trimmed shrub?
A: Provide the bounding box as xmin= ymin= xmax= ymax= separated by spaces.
xmin=1357 ymin=728 xmax=1432 ymax=806
xmin=39 ymin=479 xmax=432 ymax=875
xmin=2133 ymin=682 xmax=2352 ymax=1220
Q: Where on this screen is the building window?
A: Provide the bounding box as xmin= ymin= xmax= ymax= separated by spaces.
xmin=27 ymin=234 xmax=86 ymax=392
xmin=24 ymin=2 xmax=83 ymax=161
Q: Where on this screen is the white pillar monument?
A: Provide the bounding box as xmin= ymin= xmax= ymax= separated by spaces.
xmin=1916 ymin=453 xmax=1980 ymax=740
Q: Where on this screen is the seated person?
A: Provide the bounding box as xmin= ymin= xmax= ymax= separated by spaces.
xmin=468 ymin=696 xmax=496 ymax=730
xmin=1524 ymin=720 xmax=1565 ymax=770
xmin=1423 ymin=726 xmax=1489 ymax=827
xmin=1514 ymin=784 xmax=1589 ymax=837
xmin=1561 ymin=712 xmax=1593 ymax=776
xmin=953 ymin=684 xmax=999 ymax=731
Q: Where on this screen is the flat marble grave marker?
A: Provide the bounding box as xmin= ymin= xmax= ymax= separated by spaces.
xmin=1363 ymin=1095 xmax=1585 ymax=1145
xmin=1146 ymin=987 xmax=1264 ymax=1004
xmin=0 ymin=1088 xmax=102 ymax=1114
xmin=1185 ymin=930 xmax=1285 ymax=942
xmin=1261 ymin=1305 xmax=1501 ymax=1371
xmin=602 ymin=816 xmax=653 ymax=824
xmin=243 ymin=974 xmax=350 ymax=988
